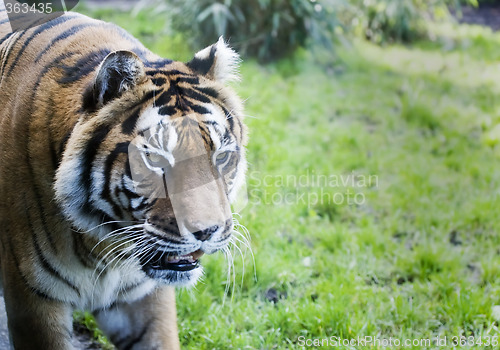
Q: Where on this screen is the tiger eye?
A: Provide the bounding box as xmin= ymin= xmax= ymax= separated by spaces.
xmin=216 ymin=151 xmax=229 ymax=163
xmin=146 ymin=152 xmax=163 ymax=166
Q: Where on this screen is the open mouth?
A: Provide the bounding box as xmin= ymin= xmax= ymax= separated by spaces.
xmin=140 ymin=249 xmax=205 ymax=274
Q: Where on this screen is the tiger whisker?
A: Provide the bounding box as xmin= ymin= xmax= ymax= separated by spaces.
xmin=90 ymin=235 xmax=145 ymax=308
xmin=231 ymin=214 xmax=256 ymax=281
xmin=94 ymin=223 xmax=144 ymax=241
xmin=231 ymin=231 xmax=253 ymax=259
xmin=81 ymin=220 xmax=142 ymax=233
xmin=221 ymin=246 xmax=232 ymax=307
xmin=91 ymin=231 xmax=145 ymax=277
xmin=91 ymin=228 xmax=142 ymax=252
xmin=93 ymin=232 xmax=143 ymax=263
xmin=229 ymin=246 xmax=236 ymax=302
xmin=223 ymin=244 xmax=236 ymax=302
xmin=90 ymin=224 xmax=145 ymax=253
xmin=232 ymin=225 xmax=251 ymax=243
xmin=90 ymin=233 xmax=151 ymax=303
xmin=117 ymin=236 xmax=158 ymax=279
xmin=92 ymin=232 xmax=144 ymax=280
xmin=229 ymin=237 xmax=246 ymax=288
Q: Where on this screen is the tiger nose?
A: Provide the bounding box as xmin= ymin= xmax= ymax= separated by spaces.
xmin=192 ymin=225 xmax=220 ymax=242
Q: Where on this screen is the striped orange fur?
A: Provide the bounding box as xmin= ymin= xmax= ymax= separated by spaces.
xmin=0 ymin=5 xmax=247 ymax=349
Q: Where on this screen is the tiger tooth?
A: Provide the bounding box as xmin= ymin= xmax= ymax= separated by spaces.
xmin=164 ymin=252 xmax=200 ymax=265
xmin=166 ymin=256 xmax=181 ymax=263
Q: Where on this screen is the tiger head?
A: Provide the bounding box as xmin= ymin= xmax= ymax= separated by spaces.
xmin=54 ymin=38 xmax=247 ymax=286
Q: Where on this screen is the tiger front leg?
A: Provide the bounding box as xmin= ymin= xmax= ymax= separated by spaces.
xmin=1 ymin=261 xmax=75 ymax=350
xmin=94 ymin=286 xmax=180 ymax=350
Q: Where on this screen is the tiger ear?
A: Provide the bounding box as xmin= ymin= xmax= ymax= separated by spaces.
xmin=186 ymin=37 xmax=240 ymax=83
xmin=83 ymin=50 xmax=146 ymax=112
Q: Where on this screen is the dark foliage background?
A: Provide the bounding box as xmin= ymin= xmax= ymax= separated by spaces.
xmin=167 ymin=0 xmax=480 ymax=61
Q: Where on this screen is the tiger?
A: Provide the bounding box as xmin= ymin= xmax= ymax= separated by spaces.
xmin=0 ymin=2 xmax=247 ymax=349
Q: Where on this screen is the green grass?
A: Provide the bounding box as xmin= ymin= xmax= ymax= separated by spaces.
xmin=75 ymin=4 xmax=500 ymax=349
